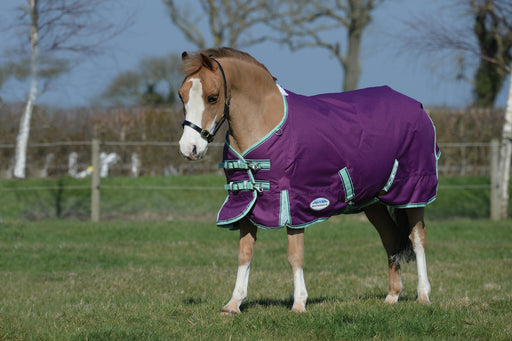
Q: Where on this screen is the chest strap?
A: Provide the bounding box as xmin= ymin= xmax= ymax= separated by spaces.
xmin=219 ymin=159 xmax=271 ymax=171
xmin=225 ymin=180 xmax=270 ymax=193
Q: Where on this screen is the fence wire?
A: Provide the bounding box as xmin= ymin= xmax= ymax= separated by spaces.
xmin=0 ymin=140 xmax=505 ymax=189
xmin=0 ymin=183 xmax=493 ymax=192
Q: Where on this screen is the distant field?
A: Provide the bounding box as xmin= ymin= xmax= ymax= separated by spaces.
xmin=0 ymin=218 xmax=511 ymax=340
xmin=1 ymin=174 xmax=510 ymax=221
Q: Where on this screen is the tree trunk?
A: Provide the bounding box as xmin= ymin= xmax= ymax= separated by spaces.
xmin=14 ymin=0 xmax=39 ymax=179
xmin=497 ymin=70 xmax=512 ymax=219
xmin=342 ymin=0 xmax=373 ymax=91
xmin=343 ymin=27 xmax=362 ymax=91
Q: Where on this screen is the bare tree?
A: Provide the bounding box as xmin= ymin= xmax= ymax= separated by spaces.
xmin=401 ymin=0 xmax=512 ymax=218
xmin=162 ymin=0 xmax=281 ymax=49
xmin=13 ymin=0 xmax=39 ymax=179
xmin=4 ymin=0 xmax=131 ymax=178
xmin=402 ymin=0 xmax=511 ymax=107
xmin=270 ymin=0 xmax=385 ymax=91
xmin=163 ymin=0 xmax=384 ymax=91
xmin=472 ymin=1 xmax=512 ymax=107
xmin=499 ymin=71 xmax=512 ymax=219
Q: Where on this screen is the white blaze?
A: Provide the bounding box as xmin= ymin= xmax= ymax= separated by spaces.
xmin=179 ymin=78 xmax=209 ymax=159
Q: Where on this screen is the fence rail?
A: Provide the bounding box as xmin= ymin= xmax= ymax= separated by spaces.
xmin=0 ymin=141 xmax=497 ymax=148
xmin=0 ymin=139 xmax=508 ymax=221
xmin=0 ymin=139 xmax=507 ymax=179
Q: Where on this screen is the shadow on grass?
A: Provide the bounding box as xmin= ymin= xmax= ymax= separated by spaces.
xmin=358 ymin=292 xmax=418 ymax=302
xmin=182 ymin=297 xmax=207 ymax=305
xmin=182 ymin=293 xmax=419 ymax=312
xmin=239 ymin=293 xmax=420 ymax=311
xmin=240 ymin=296 xmax=336 ymax=311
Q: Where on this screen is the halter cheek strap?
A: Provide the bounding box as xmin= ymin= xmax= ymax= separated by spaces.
xmin=182 ymin=58 xmax=230 ymax=143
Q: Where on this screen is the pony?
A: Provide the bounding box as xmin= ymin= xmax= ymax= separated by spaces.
xmin=178 ymin=47 xmax=440 ymax=314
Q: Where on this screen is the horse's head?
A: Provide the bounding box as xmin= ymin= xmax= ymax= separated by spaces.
xmin=178 ymin=52 xmax=229 ymax=160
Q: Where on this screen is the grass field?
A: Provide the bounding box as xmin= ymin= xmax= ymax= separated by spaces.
xmin=1 ymin=217 xmax=511 ymax=340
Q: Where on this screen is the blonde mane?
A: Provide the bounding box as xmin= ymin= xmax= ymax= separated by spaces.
xmin=181 ymin=47 xmax=276 ymax=80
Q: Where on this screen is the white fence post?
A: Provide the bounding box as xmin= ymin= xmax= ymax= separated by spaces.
xmin=91 ymin=139 xmax=101 ymax=222
xmin=490 ymin=139 xmax=500 ymax=220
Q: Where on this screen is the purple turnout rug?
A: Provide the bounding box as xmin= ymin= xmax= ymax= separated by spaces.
xmin=217 ymin=86 xmax=441 ymax=230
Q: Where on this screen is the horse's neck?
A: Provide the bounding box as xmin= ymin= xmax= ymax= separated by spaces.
xmin=223 ymin=60 xmax=284 ymax=154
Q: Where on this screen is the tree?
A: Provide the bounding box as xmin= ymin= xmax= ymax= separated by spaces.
xmin=402 ymin=0 xmax=512 ymax=218
xmin=472 ymin=0 xmax=512 ymax=107
xmin=162 ymin=0 xmax=281 ymax=49
xmin=163 ymin=0 xmax=384 ymax=92
xmin=3 ymin=0 xmax=130 ymax=178
xmin=101 ymin=54 xmax=183 ymax=106
xmin=499 ymin=70 xmax=512 ymax=219
xmin=270 ymin=0 xmax=385 ymax=91
xmin=13 ymin=0 xmax=39 ymax=179
xmin=401 ymin=0 xmax=511 ymax=108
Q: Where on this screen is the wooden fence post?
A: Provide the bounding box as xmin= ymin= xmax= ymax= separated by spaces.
xmin=91 ymin=139 xmax=101 ymax=222
xmin=490 ymin=139 xmax=500 ymax=220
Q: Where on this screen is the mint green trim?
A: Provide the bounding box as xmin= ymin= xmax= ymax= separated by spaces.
xmin=338 ymin=167 xmax=354 ymax=201
xmin=216 ymin=192 xmax=257 ymax=226
xmin=242 ymin=93 xmax=288 ymax=156
xmin=382 ymin=159 xmax=399 ymax=192
xmin=279 ymin=190 xmax=291 ymax=227
xmin=390 ymin=195 xmax=437 ymax=209
xmin=223 ymin=93 xmax=288 ymax=158
xmin=224 ymin=180 xmax=270 ymax=192
xmin=287 ymin=217 xmax=330 ymax=229
xmin=216 ymin=169 xmax=257 ymax=226
xmin=426 ymin=112 xmax=441 ymax=200
xmin=219 ymin=159 xmax=271 ymax=170
xmin=250 ymin=217 xmax=330 ymax=230
xmin=343 ymin=198 xmax=379 ymax=214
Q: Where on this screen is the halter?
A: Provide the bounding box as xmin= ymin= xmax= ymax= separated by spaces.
xmin=182 ymin=58 xmax=230 ymax=143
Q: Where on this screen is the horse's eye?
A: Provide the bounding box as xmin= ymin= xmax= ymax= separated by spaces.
xmin=208 ymin=95 xmax=219 ymax=104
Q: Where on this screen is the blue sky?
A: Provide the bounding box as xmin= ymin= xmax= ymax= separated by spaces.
xmin=0 ymin=0 xmax=509 ymax=108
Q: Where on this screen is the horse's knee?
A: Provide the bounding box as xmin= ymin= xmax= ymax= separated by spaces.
xmin=287 ymin=228 xmax=304 ymax=270
xmin=238 ymin=221 xmax=257 ymax=265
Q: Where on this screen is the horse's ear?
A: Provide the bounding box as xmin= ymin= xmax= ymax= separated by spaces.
xmin=199 ymin=53 xmax=214 ymax=70
xmin=181 ymin=51 xmax=189 ymax=61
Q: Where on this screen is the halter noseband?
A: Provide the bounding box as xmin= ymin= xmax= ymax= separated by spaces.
xmin=182 ymin=58 xmax=230 ymax=143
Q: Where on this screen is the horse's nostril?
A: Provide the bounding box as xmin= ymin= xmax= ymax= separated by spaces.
xmin=192 ymin=145 xmax=198 ymax=156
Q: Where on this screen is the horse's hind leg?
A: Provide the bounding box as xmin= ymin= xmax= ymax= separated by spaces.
xmin=287 ymin=227 xmax=308 ymax=312
xmin=221 ymin=219 xmax=257 ymax=315
xmin=406 ymin=207 xmax=431 ymax=303
xmin=364 ymin=203 xmax=413 ymax=303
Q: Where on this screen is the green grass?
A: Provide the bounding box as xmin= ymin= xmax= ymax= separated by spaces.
xmin=1 ymin=174 xmax=510 ymax=221
xmin=0 ymin=174 xmax=226 ymax=221
xmin=1 ymin=218 xmax=511 ymax=340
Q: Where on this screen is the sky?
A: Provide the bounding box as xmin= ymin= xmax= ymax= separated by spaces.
xmin=0 ymin=0 xmax=509 ymax=109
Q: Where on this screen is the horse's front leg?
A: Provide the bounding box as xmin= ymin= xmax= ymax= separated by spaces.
xmin=221 ymin=219 xmax=257 ymax=315
xmin=287 ymin=227 xmax=308 ymax=312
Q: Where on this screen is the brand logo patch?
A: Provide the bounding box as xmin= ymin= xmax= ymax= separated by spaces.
xmin=310 ymin=197 xmax=330 ymax=211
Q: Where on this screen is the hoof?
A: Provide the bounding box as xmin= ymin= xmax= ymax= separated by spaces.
xmin=417 ymin=295 xmax=430 ymax=304
xmin=384 ymin=294 xmax=399 ymax=304
xmin=291 ymin=303 xmax=307 ymax=313
xmin=220 ymin=307 xmax=241 ymax=316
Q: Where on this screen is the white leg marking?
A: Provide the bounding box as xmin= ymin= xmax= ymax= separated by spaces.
xmin=223 ymin=262 xmax=251 ymax=313
xmin=179 ymin=78 xmax=208 ymax=159
xmin=413 ymin=229 xmax=431 ymax=303
xmin=292 ymin=268 xmax=308 ymax=312
xmin=385 ymin=293 xmax=400 ymax=304
xmin=385 ymin=278 xmax=403 ymax=304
